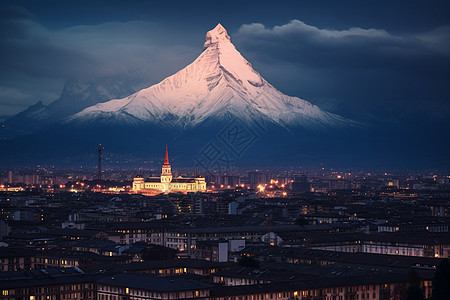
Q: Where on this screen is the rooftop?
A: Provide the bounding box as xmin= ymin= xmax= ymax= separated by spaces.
xmin=97 ymin=273 xmax=212 ymax=292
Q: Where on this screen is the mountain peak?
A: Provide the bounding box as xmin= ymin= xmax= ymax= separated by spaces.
xmin=70 ymin=24 xmax=351 ymax=130
xmin=204 ymin=23 xmax=230 ymax=47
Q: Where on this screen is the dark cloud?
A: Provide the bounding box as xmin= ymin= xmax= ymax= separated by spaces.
xmin=0 ymin=12 xmax=199 ymax=115
xmin=0 ymin=16 xmax=198 ymax=79
xmin=235 ymin=20 xmax=450 ymax=74
xmin=0 ymin=6 xmax=33 ymax=20
xmin=0 ymin=6 xmax=35 ymax=39
xmin=230 ymin=20 xmax=450 ymax=128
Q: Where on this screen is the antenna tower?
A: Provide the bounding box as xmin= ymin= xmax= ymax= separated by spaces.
xmin=98 ymin=144 xmax=103 ymax=180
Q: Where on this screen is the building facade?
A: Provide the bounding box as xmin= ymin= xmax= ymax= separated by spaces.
xmin=133 ymin=146 xmax=206 ymax=194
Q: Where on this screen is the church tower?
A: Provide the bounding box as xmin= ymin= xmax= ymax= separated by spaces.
xmin=161 ymin=145 xmax=172 ymax=184
xmin=131 ymin=144 xmax=206 ymax=194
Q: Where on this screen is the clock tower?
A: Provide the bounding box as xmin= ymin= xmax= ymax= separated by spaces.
xmin=161 ymin=145 xmax=172 ymax=184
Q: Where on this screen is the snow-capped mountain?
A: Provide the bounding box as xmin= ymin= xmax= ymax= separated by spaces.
xmin=1 ymin=74 xmax=151 ymax=137
xmin=68 ymin=24 xmax=350 ymax=130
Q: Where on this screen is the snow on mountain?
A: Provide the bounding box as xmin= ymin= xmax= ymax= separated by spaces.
xmin=68 ymin=24 xmax=350 ymax=129
xmin=1 ymin=74 xmax=151 ymax=137
xmin=48 ymin=75 xmax=146 ymax=116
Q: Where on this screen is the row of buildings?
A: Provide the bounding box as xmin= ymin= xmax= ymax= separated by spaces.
xmin=0 ymin=268 xmax=436 ymax=300
xmin=0 ymin=166 xmax=449 ymax=299
xmin=0 ymin=265 xmax=436 ymax=300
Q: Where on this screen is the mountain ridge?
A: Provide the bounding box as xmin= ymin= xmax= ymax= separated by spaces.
xmin=0 ymin=74 xmax=152 ymax=138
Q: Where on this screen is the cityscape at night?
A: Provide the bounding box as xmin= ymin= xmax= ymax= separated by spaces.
xmin=0 ymin=1 xmax=449 ymax=299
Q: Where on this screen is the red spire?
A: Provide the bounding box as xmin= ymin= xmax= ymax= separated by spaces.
xmin=164 ymin=144 xmax=170 ymax=165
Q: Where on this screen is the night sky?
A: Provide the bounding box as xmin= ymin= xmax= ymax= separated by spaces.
xmin=1 ymin=0 xmax=449 ymax=167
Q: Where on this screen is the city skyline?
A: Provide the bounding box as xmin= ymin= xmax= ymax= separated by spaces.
xmin=1 ymin=3 xmax=450 ymax=298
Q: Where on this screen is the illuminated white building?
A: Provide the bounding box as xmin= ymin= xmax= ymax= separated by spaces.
xmin=133 ymin=146 xmax=206 ymax=194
